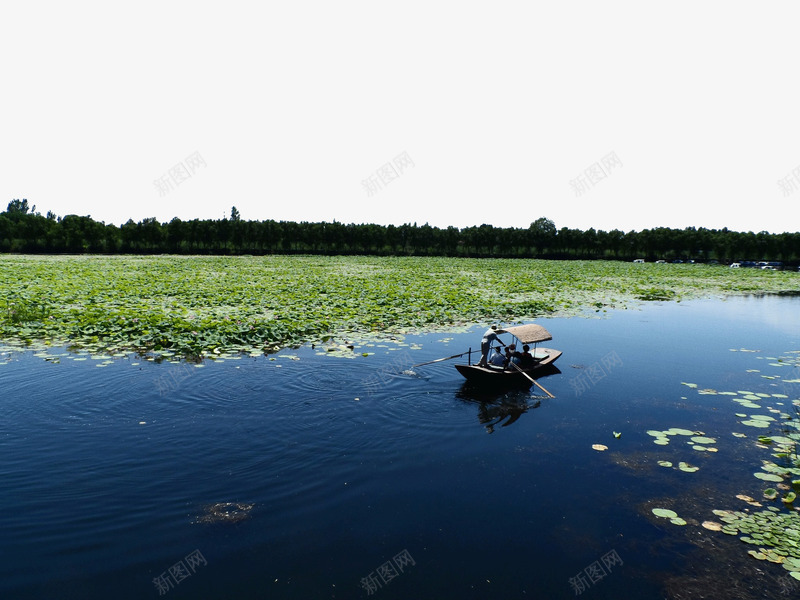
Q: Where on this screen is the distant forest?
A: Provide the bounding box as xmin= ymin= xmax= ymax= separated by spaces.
xmin=2 ymin=199 xmax=799 ymax=264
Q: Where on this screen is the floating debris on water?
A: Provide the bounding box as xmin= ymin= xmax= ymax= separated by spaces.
xmin=194 ymin=502 xmax=254 ymax=525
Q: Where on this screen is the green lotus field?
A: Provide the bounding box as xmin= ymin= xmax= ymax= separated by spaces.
xmin=1 ymin=255 xmax=798 ymax=358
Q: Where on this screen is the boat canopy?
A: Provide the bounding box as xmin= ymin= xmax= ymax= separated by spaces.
xmin=503 ymin=323 xmax=552 ymax=344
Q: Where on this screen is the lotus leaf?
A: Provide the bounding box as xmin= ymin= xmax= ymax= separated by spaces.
xmin=691 ymin=436 xmax=716 ymax=444
xmin=741 ymin=420 xmax=770 ymax=428
xmin=666 ymin=428 xmax=695 ymax=436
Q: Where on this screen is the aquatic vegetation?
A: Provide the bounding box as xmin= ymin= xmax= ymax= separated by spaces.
xmin=652 ymin=507 xmax=686 ymax=525
xmin=711 ymin=507 xmax=800 ymax=577
xmin=655 ymin=348 xmax=800 ymax=579
xmin=691 ymin=436 xmax=716 ymax=444
xmin=1 ymin=255 xmax=797 ymax=359
xmin=647 ymin=427 xmax=697 ymax=447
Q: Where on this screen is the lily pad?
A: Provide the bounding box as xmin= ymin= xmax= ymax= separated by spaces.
xmin=741 ymin=420 xmax=770 ymax=428
xmin=736 ymin=402 xmax=762 ymax=409
xmin=764 ymin=488 xmax=778 ymax=500
xmin=592 ymin=444 xmax=608 ymax=451
xmin=652 ymin=508 xmax=678 ymax=519
xmin=666 ymin=428 xmax=695 ymax=436
xmin=691 ymin=436 xmax=716 ymax=444
xmin=755 ymin=472 xmax=784 ymax=482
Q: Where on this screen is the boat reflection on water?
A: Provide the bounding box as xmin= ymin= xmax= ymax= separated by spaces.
xmin=455 ymin=366 xmax=560 ymax=433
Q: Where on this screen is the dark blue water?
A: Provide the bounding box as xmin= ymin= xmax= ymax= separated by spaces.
xmin=1 ymin=295 xmax=799 ymax=599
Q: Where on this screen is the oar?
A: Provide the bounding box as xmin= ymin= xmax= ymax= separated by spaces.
xmin=510 ymin=361 xmax=555 ymax=398
xmin=411 ymin=351 xmax=469 ymax=368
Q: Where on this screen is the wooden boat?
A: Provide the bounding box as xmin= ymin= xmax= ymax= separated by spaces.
xmin=454 ymin=323 xmax=562 ymax=386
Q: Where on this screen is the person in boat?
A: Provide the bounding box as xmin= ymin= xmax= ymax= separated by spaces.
xmin=488 ymin=346 xmax=506 ymax=367
xmin=519 ymin=344 xmax=535 ymax=368
xmin=506 ymin=344 xmax=523 ymax=369
xmin=504 ymin=346 xmax=513 ymax=364
xmin=478 ymin=325 xmax=506 ymax=366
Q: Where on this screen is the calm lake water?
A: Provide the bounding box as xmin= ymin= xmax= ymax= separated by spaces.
xmin=2 ymin=295 xmax=800 ymax=600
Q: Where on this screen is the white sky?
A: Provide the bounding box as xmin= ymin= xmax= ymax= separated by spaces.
xmin=3 ymin=1 xmax=799 ymax=234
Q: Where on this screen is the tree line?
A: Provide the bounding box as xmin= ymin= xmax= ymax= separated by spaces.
xmin=2 ymin=199 xmax=799 ymax=264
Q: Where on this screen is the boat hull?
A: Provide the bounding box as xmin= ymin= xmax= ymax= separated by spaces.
xmin=454 ymin=348 xmax=562 ymax=386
